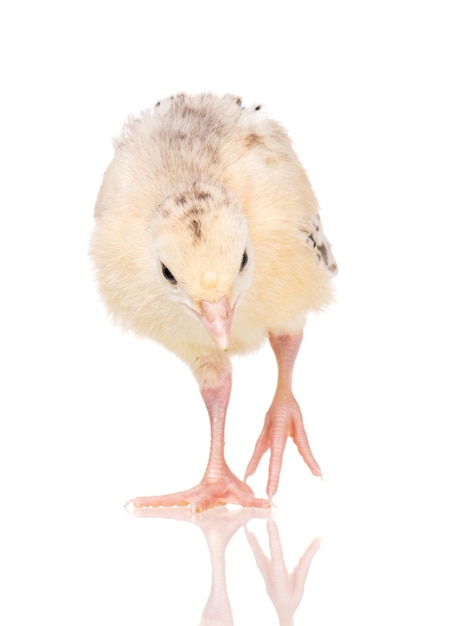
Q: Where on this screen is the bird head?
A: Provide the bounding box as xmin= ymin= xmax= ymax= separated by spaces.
xmin=149 ymin=181 xmax=253 ymax=350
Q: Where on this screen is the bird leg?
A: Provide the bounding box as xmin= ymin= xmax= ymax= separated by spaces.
xmin=245 ymin=332 xmax=322 ymax=501
xmin=128 ymin=372 xmax=270 ymax=512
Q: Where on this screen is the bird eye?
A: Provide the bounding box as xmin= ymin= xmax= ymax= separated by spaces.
xmin=240 ymin=250 xmax=248 ymax=272
xmin=161 ymin=263 xmax=177 ymax=285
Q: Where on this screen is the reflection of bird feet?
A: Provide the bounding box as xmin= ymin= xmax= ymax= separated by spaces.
xmin=246 ymin=517 xmax=322 ymax=624
xmin=245 ymin=393 xmax=322 ymax=501
xmin=126 ymin=470 xmax=270 ymax=513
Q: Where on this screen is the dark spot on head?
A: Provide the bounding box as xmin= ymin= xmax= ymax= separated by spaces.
xmin=235 ymin=96 xmax=242 ymax=106
xmin=244 ymin=133 xmax=264 ymax=148
xmin=184 ymin=205 xmax=205 ymax=218
xmin=255 ymin=104 xmax=261 ymax=111
xmin=190 ymin=218 xmax=202 ymax=240
xmin=195 ymin=191 xmax=211 ymax=201
xmin=155 ymin=101 xmax=160 ymax=107
xmin=308 ymin=233 xmax=317 ymax=248
xmin=175 ymin=193 xmax=188 ymax=206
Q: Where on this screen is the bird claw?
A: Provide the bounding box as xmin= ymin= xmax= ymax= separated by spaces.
xmin=245 ymin=393 xmax=321 ymax=498
xmin=126 ymin=474 xmax=271 ymax=513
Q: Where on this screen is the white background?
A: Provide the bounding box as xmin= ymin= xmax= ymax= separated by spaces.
xmin=1 ymin=1 xmax=471 ymax=624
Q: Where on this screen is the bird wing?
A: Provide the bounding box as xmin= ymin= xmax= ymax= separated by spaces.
xmin=302 ymin=211 xmax=338 ymax=275
xmin=227 ymin=99 xmax=338 ymax=277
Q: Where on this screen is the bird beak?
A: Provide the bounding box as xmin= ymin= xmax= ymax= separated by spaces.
xmin=198 ymin=296 xmax=233 ymax=350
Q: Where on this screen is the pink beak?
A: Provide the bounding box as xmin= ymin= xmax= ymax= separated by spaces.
xmin=198 ymin=296 xmax=233 ymax=350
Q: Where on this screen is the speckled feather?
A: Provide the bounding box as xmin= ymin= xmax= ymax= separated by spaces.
xmin=90 ymin=92 xmax=336 ymax=386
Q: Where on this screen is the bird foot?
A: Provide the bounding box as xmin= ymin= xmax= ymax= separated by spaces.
xmin=245 ymin=392 xmax=322 ymax=499
xmin=126 ymin=470 xmax=270 ymax=513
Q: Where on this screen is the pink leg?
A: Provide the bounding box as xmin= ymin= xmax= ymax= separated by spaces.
xmin=127 ymin=372 xmax=270 ymax=512
xmin=245 ymin=332 xmax=321 ymax=501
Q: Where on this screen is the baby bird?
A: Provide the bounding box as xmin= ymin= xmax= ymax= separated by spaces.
xmin=90 ymin=93 xmax=337 ymax=511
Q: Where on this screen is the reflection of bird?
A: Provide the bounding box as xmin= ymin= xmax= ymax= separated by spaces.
xmin=246 ymin=519 xmax=321 ymax=625
xmin=90 ymin=92 xmax=337 ymax=511
xmin=129 ymin=506 xmax=271 ymax=625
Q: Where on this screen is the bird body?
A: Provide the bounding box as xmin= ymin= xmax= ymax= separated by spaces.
xmin=90 ymin=93 xmax=336 ymax=509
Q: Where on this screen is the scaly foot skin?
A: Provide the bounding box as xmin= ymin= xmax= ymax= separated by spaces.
xmin=245 ymin=392 xmax=321 ymax=501
xmin=127 ymin=465 xmax=270 ymax=513
xmin=125 ymin=371 xmax=271 ymax=513
xmin=127 ymin=372 xmax=273 ymax=512
xmin=245 ymin=332 xmax=322 ymax=501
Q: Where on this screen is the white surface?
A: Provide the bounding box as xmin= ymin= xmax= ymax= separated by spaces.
xmin=1 ymin=1 xmax=471 ymax=624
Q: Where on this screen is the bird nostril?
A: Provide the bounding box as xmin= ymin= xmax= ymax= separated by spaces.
xmin=200 ymin=297 xmax=231 ymax=322
xmin=200 ymin=300 xmax=215 ymax=321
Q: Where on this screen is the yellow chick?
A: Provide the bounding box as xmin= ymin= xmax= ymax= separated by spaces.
xmin=90 ymin=93 xmax=337 ymax=511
